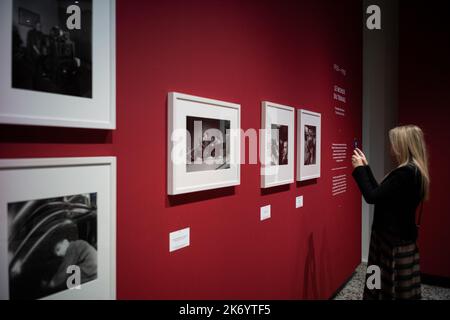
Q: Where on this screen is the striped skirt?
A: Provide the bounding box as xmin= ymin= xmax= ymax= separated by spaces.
xmin=363 ymin=230 xmax=421 ymax=300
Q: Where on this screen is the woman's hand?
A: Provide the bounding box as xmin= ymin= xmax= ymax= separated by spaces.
xmin=352 ymin=148 xmax=368 ymax=168
xmin=355 ymin=148 xmax=368 ymax=165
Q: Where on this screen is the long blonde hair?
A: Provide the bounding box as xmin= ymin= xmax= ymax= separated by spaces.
xmin=389 ymin=125 xmax=430 ymax=200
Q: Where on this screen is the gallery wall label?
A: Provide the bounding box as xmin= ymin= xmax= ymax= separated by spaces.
xmin=332 ymin=143 xmax=348 ymax=164
xmin=295 ymin=196 xmax=304 ymax=209
xmin=333 ymin=85 xmax=347 ymax=117
xmin=332 ymin=174 xmax=348 ymax=197
xmin=333 ymin=63 xmax=347 ymax=117
xmin=260 ymin=205 xmax=271 ymax=221
xmin=331 ymin=62 xmax=351 ymax=197
xmin=330 ymin=143 xmax=349 ymax=197
xmin=169 ymin=228 xmax=190 ymax=252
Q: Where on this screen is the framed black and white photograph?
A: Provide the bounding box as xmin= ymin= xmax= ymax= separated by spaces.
xmin=0 ymin=157 xmax=116 ymax=300
xmin=186 ymin=116 xmax=231 ymax=173
xmin=271 ymin=124 xmax=289 ymax=166
xmin=168 ymin=92 xmax=241 ymax=195
xmin=304 ymin=125 xmax=317 ymax=166
xmin=260 ymin=101 xmax=295 ymax=188
xmin=0 ymin=0 xmax=116 ymax=129
xmin=297 ymin=109 xmax=321 ymax=181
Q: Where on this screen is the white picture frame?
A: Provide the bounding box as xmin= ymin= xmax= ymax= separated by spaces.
xmin=0 ymin=157 xmax=116 ymax=300
xmin=168 ymin=92 xmax=241 ymax=195
xmin=260 ymin=101 xmax=295 ymax=188
xmin=0 ymin=0 xmax=116 ymax=129
xmin=297 ymin=109 xmax=321 ymax=181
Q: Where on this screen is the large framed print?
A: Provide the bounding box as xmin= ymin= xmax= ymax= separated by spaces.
xmin=168 ymin=92 xmax=241 ymax=195
xmin=0 ymin=157 xmax=116 ymax=300
xmin=297 ymin=109 xmax=321 ymax=181
xmin=260 ymin=101 xmax=295 ymax=188
xmin=0 ymin=0 xmax=116 ymax=129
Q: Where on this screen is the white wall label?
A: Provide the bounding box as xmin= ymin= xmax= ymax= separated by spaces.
xmin=296 ymin=196 xmax=304 ymax=209
xmin=169 ymin=227 xmax=190 ymax=252
xmin=260 ymin=205 xmax=271 ymax=221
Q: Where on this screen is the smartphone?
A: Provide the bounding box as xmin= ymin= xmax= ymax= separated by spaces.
xmin=353 ymin=138 xmax=360 ymax=150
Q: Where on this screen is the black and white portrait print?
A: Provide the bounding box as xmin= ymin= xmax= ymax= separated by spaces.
xmin=186 ymin=116 xmax=231 ymax=172
xmin=12 ymin=0 xmax=92 ymax=98
xmin=304 ymin=125 xmax=317 ymax=165
xmin=8 ymin=193 xmax=98 ymax=300
xmin=271 ymin=124 xmax=288 ymax=166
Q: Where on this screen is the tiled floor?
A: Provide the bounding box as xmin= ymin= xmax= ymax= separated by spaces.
xmin=334 ymin=263 xmax=450 ymax=300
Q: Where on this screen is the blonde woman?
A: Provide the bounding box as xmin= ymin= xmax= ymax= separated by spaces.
xmin=352 ymin=125 xmax=430 ymax=300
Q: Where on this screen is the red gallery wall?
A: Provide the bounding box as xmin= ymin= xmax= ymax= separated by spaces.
xmin=399 ymin=2 xmax=450 ymax=279
xmin=0 ymin=0 xmax=362 ymax=299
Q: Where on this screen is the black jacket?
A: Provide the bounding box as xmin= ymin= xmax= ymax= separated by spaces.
xmin=352 ymin=163 xmax=423 ymax=242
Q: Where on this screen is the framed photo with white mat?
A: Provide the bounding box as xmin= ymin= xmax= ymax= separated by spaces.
xmin=0 ymin=157 xmax=116 ymax=300
xmin=260 ymin=101 xmax=295 ymax=188
xmin=297 ymin=109 xmax=321 ymax=181
xmin=168 ymin=92 xmax=241 ymax=195
xmin=0 ymin=0 xmax=116 ymax=129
